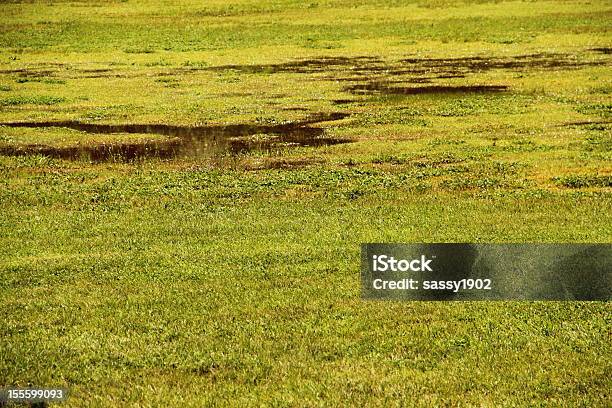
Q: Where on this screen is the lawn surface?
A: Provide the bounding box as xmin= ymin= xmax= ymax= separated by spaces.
xmin=1 ymin=0 xmax=611 ymax=406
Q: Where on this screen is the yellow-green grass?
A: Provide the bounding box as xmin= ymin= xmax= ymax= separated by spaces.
xmin=1 ymin=0 xmax=611 ymax=406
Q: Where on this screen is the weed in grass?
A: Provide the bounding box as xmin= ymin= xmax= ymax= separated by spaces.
xmin=577 ymin=103 xmax=612 ymax=118
xmin=553 ymin=175 xmax=612 ymax=188
xmin=0 ymin=95 xmax=65 ymax=106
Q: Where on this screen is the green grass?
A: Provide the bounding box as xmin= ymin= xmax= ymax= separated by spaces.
xmin=0 ymin=95 xmax=66 ymax=106
xmin=1 ymin=0 xmax=611 ymax=406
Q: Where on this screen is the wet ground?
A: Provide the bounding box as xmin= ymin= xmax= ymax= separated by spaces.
xmin=1 ymin=49 xmax=609 ymax=162
xmin=204 ymin=52 xmax=607 ymax=76
xmin=2 ymin=50 xmax=607 ymax=82
xmin=0 ymin=113 xmax=351 ymax=162
xmin=343 ymin=83 xmax=508 ymax=96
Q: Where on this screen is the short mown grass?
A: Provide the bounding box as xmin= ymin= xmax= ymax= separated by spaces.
xmin=1 ymin=0 xmax=611 ymax=406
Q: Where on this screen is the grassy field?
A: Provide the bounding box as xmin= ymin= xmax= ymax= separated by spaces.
xmin=1 ymin=0 xmax=611 ymax=406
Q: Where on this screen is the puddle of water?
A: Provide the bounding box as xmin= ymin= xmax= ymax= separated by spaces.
xmin=3 ymin=52 xmax=606 ymax=84
xmin=203 ymin=52 xmax=607 ymax=77
xmin=331 ymin=99 xmax=361 ymax=105
xmin=561 ymin=120 xmax=612 ymax=127
xmin=0 ymin=113 xmax=351 ymax=162
xmin=198 ymin=52 xmax=603 ymax=99
xmin=343 ymin=83 xmax=508 ymax=96
xmin=203 ymin=56 xmax=385 ymax=75
xmin=0 ymin=139 xmax=182 ymax=162
xmin=281 ymin=106 xmax=310 ymax=111
xmin=399 ymin=53 xmax=606 ymax=72
xmin=591 ymin=47 xmax=612 ymax=55
xmin=0 ymin=68 xmax=58 ymax=78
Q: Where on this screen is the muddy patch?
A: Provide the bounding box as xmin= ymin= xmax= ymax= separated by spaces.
xmin=0 ymin=113 xmax=351 ymax=162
